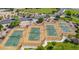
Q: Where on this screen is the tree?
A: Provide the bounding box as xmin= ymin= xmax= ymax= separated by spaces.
xmin=36 ymin=17 xmax=44 ymax=23
xmin=45 ymin=42 xmax=54 ymax=50
xmin=54 ymin=15 xmax=60 ymax=20
xmin=0 ymin=16 xmax=3 ymax=20
xmin=9 ymin=8 xmax=14 ymax=11
xmin=7 ymin=15 xmax=10 ymax=19
xmin=52 ymin=10 xmax=56 ymax=14
xmin=68 ymin=35 xmax=73 ymax=39
xmin=27 ymin=14 xmax=31 ymax=18
xmin=36 ymin=46 xmax=44 ymax=50
xmin=75 ymin=28 xmax=79 ymax=33
xmin=51 ymin=42 xmax=56 ymax=45
xmin=15 ymin=9 xmax=19 ymax=13
xmin=75 ymin=33 xmax=79 ymax=39
xmin=46 ymin=45 xmax=53 ymax=50
xmin=9 ymin=19 xmax=20 ymax=28
xmin=55 ymin=15 xmax=60 ymax=19
xmin=65 ymin=10 xmax=72 ymax=16
xmin=9 ymin=22 xmax=15 ymax=28
xmin=0 ymin=24 xmax=3 ymax=31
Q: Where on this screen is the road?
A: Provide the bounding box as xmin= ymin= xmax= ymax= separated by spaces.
xmin=0 ymin=18 xmax=33 ymax=24
xmin=51 ymin=8 xmax=71 ymax=17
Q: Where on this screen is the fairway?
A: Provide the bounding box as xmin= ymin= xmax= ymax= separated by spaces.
xmin=20 ymin=8 xmax=59 ymax=14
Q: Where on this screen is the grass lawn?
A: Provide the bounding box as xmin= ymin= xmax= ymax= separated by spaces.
xmin=71 ymin=16 xmax=79 ymax=23
xmin=63 ymin=9 xmax=79 ymax=23
xmin=24 ymin=48 xmax=35 ymax=50
xmin=35 ymin=42 xmax=79 ymax=50
xmin=61 ymin=16 xmax=79 ymax=24
xmin=24 ymin=42 xmax=79 ymax=50
xmin=52 ymin=42 xmax=79 ymax=50
xmin=19 ymin=8 xmax=59 ymax=14
xmin=64 ymin=9 xmax=79 ymax=16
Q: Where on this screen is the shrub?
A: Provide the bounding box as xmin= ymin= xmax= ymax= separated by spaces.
xmin=36 ymin=46 xmax=44 ymax=50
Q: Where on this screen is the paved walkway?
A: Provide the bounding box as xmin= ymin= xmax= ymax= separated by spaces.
xmin=43 ymin=36 xmax=67 ymax=47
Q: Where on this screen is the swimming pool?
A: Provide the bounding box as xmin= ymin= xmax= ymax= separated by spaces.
xmin=5 ymin=30 xmax=23 ymax=46
xmin=60 ymin=22 xmax=70 ymax=32
xmin=46 ymin=25 xmax=57 ymax=36
xmin=29 ymin=28 xmax=40 ymax=40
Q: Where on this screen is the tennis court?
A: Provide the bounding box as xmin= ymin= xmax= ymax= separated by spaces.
xmin=46 ymin=25 xmax=57 ymax=36
xmin=60 ymin=22 xmax=71 ymax=32
xmin=29 ymin=28 xmax=40 ymax=41
xmin=4 ymin=30 xmax=23 ymax=46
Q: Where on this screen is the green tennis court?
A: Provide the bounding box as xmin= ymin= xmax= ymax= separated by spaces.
xmin=60 ymin=22 xmax=71 ymax=32
xmin=46 ymin=25 xmax=57 ymax=36
xmin=5 ymin=30 xmax=23 ymax=46
xmin=29 ymin=28 xmax=40 ymax=41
